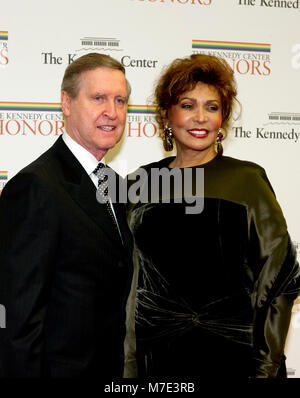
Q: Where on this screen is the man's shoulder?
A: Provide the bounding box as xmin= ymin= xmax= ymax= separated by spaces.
xmin=17 ymin=145 xmax=57 ymax=180
xmin=3 ymin=138 xmax=64 ymax=196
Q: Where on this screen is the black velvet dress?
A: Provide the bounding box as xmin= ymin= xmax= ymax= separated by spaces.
xmin=126 ymin=155 xmax=300 ymax=378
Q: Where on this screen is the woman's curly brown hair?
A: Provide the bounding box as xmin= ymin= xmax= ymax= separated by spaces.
xmin=153 ymin=54 xmax=238 ymax=134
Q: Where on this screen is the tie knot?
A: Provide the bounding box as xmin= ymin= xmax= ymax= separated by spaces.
xmin=93 ymin=163 xmax=108 ymax=187
xmin=93 ymin=162 xmax=105 ymax=175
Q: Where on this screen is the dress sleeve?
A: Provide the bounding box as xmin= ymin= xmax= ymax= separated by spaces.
xmin=0 ymin=173 xmax=58 ymax=377
xmin=248 ymin=168 xmax=300 ymax=378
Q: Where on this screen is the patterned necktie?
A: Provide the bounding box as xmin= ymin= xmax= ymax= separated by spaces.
xmin=93 ymin=163 xmax=119 ymax=231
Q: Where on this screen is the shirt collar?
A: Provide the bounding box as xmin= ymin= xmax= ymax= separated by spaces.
xmin=62 ymin=132 xmax=106 ymax=176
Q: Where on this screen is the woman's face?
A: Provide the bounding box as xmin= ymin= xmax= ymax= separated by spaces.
xmin=167 ymin=82 xmax=223 ymax=157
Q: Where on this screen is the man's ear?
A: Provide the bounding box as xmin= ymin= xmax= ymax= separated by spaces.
xmin=61 ymin=91 xmax=71 ymax=117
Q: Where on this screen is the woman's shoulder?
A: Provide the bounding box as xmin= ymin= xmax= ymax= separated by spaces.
xmin=215 ymin=156 xmax=276 ymax=200
xmin=220 ymin=155 xmax=265 ymax=172
xmin=217 ymin=155 xmax=268 ymax=182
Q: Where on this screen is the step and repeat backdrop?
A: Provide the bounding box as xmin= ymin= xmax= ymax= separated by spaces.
xmin=1 ymin=0 xmax=300 ymax=377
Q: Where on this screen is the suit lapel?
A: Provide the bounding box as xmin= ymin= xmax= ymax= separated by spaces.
xmin=77 ymin=172 xmax=124 ymax=246
xmin=51 ymin=136 xmax=124 ymax=248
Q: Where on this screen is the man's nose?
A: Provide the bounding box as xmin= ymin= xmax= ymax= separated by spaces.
xmin=103 ymin=100 xmax=117 ymax=119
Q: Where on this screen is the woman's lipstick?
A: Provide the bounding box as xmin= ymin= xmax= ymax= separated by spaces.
xmin=187 ymin=128 xmax=209 ymax=138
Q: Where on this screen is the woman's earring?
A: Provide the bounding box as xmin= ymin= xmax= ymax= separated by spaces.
xmin=216 ymin=129 xmax=224 ymax=156
xmin=162 ymin=125 xmax=174 ymax=152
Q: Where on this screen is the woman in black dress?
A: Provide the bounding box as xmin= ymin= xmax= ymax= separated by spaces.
xmin=126 ymin=54 xmax=300 ymax=378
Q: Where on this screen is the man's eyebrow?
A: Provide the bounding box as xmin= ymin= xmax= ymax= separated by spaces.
xmin=93 ymin=93 xmax=127 ymax=98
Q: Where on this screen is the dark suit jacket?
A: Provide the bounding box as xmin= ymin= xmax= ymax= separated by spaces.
xmin=0 ymin=136 xmax=133 ymax=378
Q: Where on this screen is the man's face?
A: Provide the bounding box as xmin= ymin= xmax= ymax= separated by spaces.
xmin=61 ymin=67 xmax=128 ymax=161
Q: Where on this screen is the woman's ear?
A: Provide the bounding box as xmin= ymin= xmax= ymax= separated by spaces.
xmin=161 ymin=109 xmax=168 ymax=126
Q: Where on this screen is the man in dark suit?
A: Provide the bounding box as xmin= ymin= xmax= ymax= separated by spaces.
xmin=0 ymin=53 xmax=133 ymax=378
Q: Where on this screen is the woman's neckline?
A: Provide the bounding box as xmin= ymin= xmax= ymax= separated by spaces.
xmin=166 ymin=154 xmax=221 ymax=169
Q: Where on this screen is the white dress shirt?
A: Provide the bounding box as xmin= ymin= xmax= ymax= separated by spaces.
xmin=62 ymin=132 xmax=102 ymax=188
